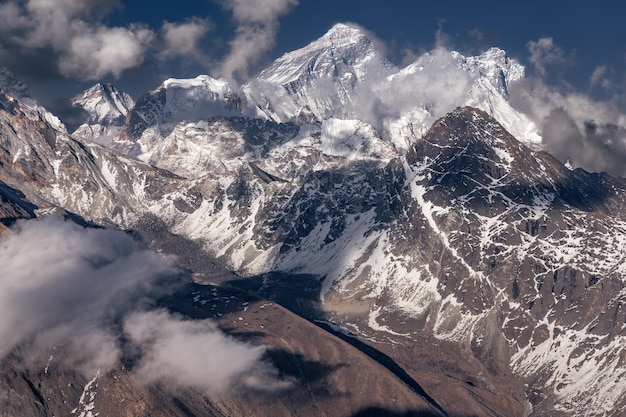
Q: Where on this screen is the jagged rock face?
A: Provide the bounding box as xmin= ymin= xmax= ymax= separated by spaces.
xmin=340 ymin=107 xmax=626 ymax=416
xmin=0 ymin=181 xmax=37 ymax=229
xmin=183 ymin=106 xmax=626 ymax=416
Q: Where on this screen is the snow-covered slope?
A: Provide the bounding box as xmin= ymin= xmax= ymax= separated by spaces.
xmin=122 ymin=75 xmax=245 ymax=161
xmin=242 ymin=23 xmax=396 ymax=123
xmin=71 ymin=83 xmax=135 ymax=148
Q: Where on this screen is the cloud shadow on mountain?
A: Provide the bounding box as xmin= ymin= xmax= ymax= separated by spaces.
xmin=0 ymin=180 xmax=38 ymax=225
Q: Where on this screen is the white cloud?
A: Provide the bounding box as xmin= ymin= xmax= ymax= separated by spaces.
xmin=589 ymin=65 xmax=613 ymax=89
xmin=0 ymin=216 xmax=285 ymax=392
xmin=161 ymin=18 xmax=212 ymax=60
xmin=124 ymin=310 xmax=291 ymax=392
xmin=223 ymin=0 xmax=298 ymax=24
xmin=350 ymin=48 xmax=472 ymax=143
xmin=219 ymin=0 xmax=298 ymax=82
xmin=0 ymin=0 xmax=154 ymax=80
xmin=526 ymin=37 xmax=568 ymax=77
xmin=60 ymin=24 xmax=155 ymax=79
xmin=510 ymin=77 xmax=626 ymax=176
xmin=0 ymin=216 xmax=175 ymax=371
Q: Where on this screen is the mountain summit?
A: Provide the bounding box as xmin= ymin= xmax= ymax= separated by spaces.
xmin=72 ymin=83 xmax=134 ymax=125
xmin=242 ymin=23 xmax=395 ymax=123
xmin=71 ymin=83 xmax=135 ymax=148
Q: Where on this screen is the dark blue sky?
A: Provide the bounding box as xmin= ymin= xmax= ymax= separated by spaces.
xmin=1 ymin=0 xmax=624 ymax=105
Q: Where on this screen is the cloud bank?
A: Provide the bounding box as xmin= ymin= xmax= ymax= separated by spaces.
xmin=0 ymin=216 xmax=283 ymax=392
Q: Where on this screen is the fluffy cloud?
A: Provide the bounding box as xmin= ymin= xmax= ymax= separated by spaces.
xmin=510 ymin=76 xmax=626 ymax=176
xmin=0 ymin=216 xmax=285 ymax=392
xmin=0 ymin=216 xmax=175 ymax=370
xmin=0 ymin=0 xmax=299 ymax=83
xmin=60 ymin=24 xmax=155 ymax=79
xmin=125 ymin=310 xmax=291 ymax=392
xmin=219 ymin=0 xmax=298 ymax=82
xmin=348 ymin=48 xmax=472 ymax=149
xmin=222 ymin=0 xmax=298 ymax=24
xmin=502 ymin=37 xmax=626 ymax=177
xmin=526 ymin=37 xmax=569 ymax=78
xmin=160 ymin=18 xmax=213 ymax=60
xmin=0 ymin=0 xmax=154 ymax=80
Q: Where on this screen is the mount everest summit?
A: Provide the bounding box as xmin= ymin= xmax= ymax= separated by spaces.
xmin=0 ymin=23 xmax=625 ymax=417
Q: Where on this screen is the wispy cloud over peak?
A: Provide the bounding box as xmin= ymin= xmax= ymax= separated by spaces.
xmin=218 ymin=0 xmax=299 ymax=82
xmin=526 ymin=37 xmax=571 ymax=78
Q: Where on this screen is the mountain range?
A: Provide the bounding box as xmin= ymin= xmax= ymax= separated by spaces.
xmin=0 ymin=23 xmax=624 ymax=417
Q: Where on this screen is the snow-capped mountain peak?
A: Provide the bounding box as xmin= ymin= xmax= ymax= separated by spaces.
xmin=0 ymin=68 xmax=65 ymax=132
xmin=463 ymin=47 xmax=525 ymax=97
xmin=70 ymin=83 xmax=134 ymax=149
xmin=242 ymin=23 xmax=395 ymax=123
xmin=113 ymin=74 xmax=246 ymax=160
xmin=306 ymin=22 xmax=371 ymax=52
xmin=262 ymin=23 xmax=376 ymax=78
xmin=72 ymin=83 xmax=134 ymax=125
xmin=384 ymin=46 xmax=539 ymax=151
